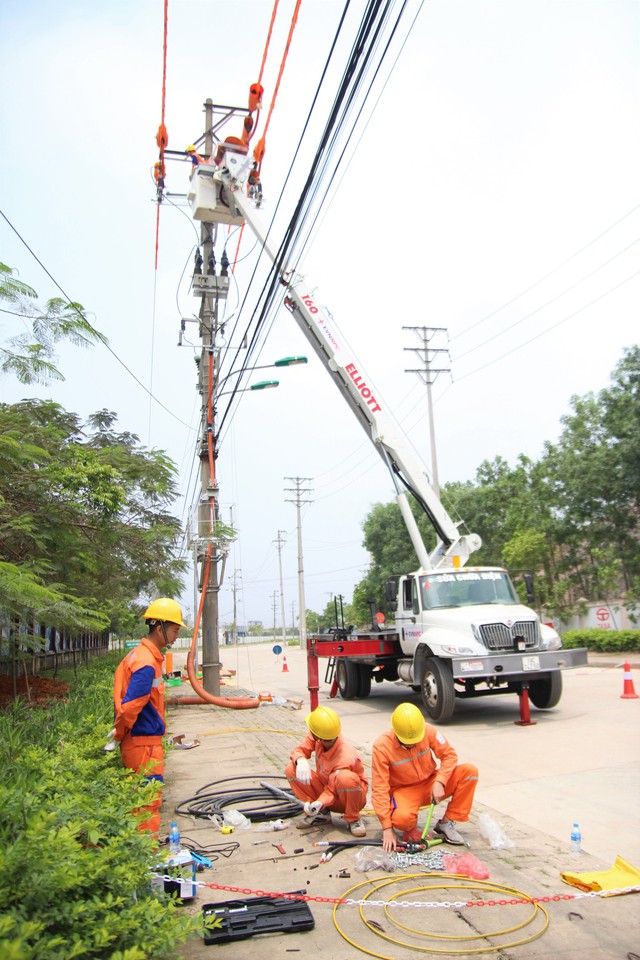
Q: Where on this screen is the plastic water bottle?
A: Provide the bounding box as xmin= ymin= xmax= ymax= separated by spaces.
xmin=570 ymin=823 xmax=581 ymax=853
xmin=169 ymin=822 xmax=181 ymax=856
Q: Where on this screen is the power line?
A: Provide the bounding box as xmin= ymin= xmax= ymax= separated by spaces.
xmin=0 ymin=207 xmax=195 ymax=431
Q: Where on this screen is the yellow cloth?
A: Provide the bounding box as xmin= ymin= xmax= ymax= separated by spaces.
xmin=561 ymin=856 xmax=640 ymax=896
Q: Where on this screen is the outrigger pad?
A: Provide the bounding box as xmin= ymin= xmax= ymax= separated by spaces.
xmin=202 ymin=891 xmax=315 ymax=944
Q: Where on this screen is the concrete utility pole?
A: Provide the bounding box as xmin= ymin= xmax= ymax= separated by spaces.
xmin=271 ymin=590 xmax=278 ymax=638
xmin=284 ymin=476 xmax=313 ymax=649
xmin=230 ymin=569 xmax=241 ymax=645
xmin=403 ymin=326 xmax=450 ymax=497
xmin=194 ymin=99 xmax=230 ymax=695
xmin=274 ymin=530 xmax=287 ymax=646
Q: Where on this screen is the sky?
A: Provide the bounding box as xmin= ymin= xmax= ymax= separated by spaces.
xmin=1 ymin=0 xmax=638 ymax=632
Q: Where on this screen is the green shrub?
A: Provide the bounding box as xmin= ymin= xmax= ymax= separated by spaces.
xmin=0 ymin=654 xmax=201 ymax=959
xmin=561 ymin=629 xmax=640 ymax=652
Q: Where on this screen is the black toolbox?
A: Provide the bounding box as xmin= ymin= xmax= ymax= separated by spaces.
xmin=202 ymin=890 xmax=314 ymax=944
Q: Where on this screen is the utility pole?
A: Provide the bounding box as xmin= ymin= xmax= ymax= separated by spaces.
xmin=271 ymin=590 xmax=279 ymax=639
xmin=274 ymin=530 xmax=287 ymax=646
xmin=230 ymin=569 xmax=242 ymax=645
xmin=194 ymin=99 xmax=230 ymax=695
xmin=284 ymin=476 xmax=313 ymax=649
xmin=403 ymin=326 xmax=450 ymax=497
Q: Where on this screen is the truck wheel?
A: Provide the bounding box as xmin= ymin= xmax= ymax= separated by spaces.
xmin=420 ymin=658 xmax=456 ymax=723
xmin=528 ymin=673 xmax=562 ymax=709
xmin=336 ymin=659 xmax=359 ymax=699
xmin=356 ymin=665 xmax=371 ymax=698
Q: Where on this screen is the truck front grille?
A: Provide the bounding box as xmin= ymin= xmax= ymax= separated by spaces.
xmin=479 ymin=620 xmax=540 ymax=651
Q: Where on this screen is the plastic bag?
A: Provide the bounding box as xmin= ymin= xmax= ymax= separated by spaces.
xmin=353 ymin=845 xmax=396 ymax=873
xmin=443 ymin=853 xmax=490 ymax=879
xmin=253 ymin=819 xmax=287 ymax=833
xmin=223 ymin=809 xmax=252 ymax=829
xmin=478 ymin=812 xmax=515 ymax=849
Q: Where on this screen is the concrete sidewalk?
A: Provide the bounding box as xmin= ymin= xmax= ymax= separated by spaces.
xmin=161 ymin=647 xmax=640 ymax=959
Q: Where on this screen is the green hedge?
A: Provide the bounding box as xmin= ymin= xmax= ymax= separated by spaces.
xmin=561 ymin=628 xmax=640 ymax=653
xmin=0 ymin=654 xmax=200 ymax=960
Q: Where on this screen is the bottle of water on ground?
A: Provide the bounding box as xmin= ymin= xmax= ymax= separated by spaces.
xmin=169 ymin=822 xmax=181 ymax=856
xmin=570 ymin=823 xmax=581 ymax=853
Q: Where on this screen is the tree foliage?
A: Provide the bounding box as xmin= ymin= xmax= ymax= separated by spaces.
xmin=348 ymin=348 xmax=640 ymax=619
xmin=1 ymin=262 xmax=107 ymax=384
xmin=0 ymin=400 xmax=185 ymax=637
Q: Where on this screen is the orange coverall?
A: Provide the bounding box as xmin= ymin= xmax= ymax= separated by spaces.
xmin=286 ymin=733 xmax=368 ymax=824
xmin=371 ymin=726 xmax=478 ymax=832
xmin=113 ymin=638 xmax=166 ymax=833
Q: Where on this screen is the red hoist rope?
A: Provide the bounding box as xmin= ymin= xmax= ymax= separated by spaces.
xmin=252 ymin=0 xmax=303 ymax=173
xmin=154 ymin=0 xmax=170 ymax=270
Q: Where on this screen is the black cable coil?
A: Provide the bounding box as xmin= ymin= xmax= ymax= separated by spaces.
xmin=174 ymin=775 xmax=301 ymax=823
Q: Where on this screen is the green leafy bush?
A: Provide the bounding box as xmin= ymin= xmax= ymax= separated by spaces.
xmin=561 ymin=629 xmax=640 ymax=652
xmin=0 ymin=654 xmax=200 ymax=959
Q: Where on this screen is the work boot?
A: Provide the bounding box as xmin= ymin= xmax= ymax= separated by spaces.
xmin=348 ymin=819 xmax=366 ymax=838
xmin=434 ymin=818 xmax=465 ymax=845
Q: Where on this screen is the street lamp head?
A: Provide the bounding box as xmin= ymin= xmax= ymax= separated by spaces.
xmin=249 ymin=380 xmax=279 ymax=390
xmin=274 ymin=356 xmax=308 ymax=367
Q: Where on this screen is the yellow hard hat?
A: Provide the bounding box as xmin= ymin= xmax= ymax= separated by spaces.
xmin=391 ymin=703 xmax=426 ymax=744
xmin=186 ymin=144 xmax=196 ymax=153
xmin=305 ymin=705 xmax=341 ymax=740
xmin=143 ymin=598 xmax=186 ymax=627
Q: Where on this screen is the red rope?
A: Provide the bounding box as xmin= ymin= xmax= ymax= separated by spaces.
xmin=154 ymin=0 xmax=170 ymax=270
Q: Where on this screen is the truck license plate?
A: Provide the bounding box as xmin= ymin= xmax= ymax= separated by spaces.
xmin=522 ymin=655 xmax=540 ymax=671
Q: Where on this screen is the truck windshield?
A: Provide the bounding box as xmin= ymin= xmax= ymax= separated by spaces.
xmin=420 ymin=571 xmax=519 ymax=609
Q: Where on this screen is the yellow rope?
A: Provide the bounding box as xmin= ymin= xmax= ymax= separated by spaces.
xmin=333 ymin=873 xmax=550 ymax=957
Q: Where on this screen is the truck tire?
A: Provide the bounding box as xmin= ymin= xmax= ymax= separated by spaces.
xmin=356 ymin=664 xmax=371 ymax=698
xmin=420 ymin=658 xmax=456 ymax=723
xmin=528 ymin=672 xmax=562 ymax=709
xmin=336 ymin=659 xmax=359 ymax=699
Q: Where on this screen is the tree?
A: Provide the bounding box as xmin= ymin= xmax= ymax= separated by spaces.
xmin=0 ymin=400 xmax=185 ymax=641
xmin=348 ymin=348 xmax=640 ymax=618
xmin=0 ymin=262 xmax=106 ymax=384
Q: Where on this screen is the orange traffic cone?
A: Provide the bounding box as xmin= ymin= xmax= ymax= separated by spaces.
xmin=282 ymin=655 xmax=289 ymax=673
xmin=620 ymin=661 xmax=639 ymax=699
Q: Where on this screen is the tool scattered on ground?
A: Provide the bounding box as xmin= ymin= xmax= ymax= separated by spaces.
xmin=272 ymin=843 xmax=287 ymax=855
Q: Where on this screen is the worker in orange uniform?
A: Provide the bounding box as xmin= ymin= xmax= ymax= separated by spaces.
xmin=372 ymin=703 xmax=478 ymax=850
xmin=285 ymin=705 xmax=368 ymax=837
xmin=111 ymin=598 xmax=185 ymax=834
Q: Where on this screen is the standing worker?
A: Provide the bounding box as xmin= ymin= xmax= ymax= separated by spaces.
xmin=285 ymin=705 xmax=368 ymax=837
xmin=111 ymin=598 xmax=185 ymax=834
xmin=372 ymin=702 xmax=478 ymax=851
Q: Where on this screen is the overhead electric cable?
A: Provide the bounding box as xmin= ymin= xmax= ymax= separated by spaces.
xmin=457 ymin=269 xmax=640 ymax=382
xmin=451 ymin=202 xmax=640 ymax=341
xmin=0 ymin=207 xmax=195 ymax=431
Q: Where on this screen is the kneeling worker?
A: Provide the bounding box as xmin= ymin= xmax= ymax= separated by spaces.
xmin=372 ymin=702 xmax=478 ymax=851
xmin=285 ymin=705 xmax=368 ymax=837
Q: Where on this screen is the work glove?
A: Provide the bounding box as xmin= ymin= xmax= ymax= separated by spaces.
xmin=303 ymin=800 xmax=323 ymax=816
xmin=296 ymin=757 xmax=312 ymax=785
xmin=103 ymin=728 xmax=120 ymax=753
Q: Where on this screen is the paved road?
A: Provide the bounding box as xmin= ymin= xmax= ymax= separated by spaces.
xmin=165 ymin=643 xmax=640 ymax=959
xmin=215 ymin=642 xmax=640 ymax=865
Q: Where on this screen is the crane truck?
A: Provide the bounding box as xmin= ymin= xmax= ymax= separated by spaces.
xmin=186 ymin=121 xmax=588 ymax=723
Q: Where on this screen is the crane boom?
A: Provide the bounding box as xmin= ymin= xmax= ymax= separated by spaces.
xmin=192 ymin=154 xmax=481 ymax=569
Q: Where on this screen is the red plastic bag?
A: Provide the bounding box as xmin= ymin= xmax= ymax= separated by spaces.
xmin=442 ymin=853 xmax=490 ymax=879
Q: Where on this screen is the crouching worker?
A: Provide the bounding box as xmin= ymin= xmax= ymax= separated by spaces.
xmin=285 ymin=705 xmax=368 ymax=837
xmin=112 ymin=598 xmax=185 ymax=834
xmin=372 ymin=702 xmax=478 ymax=851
